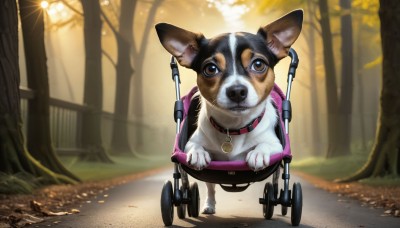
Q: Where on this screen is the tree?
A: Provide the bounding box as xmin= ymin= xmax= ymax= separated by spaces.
xmin=338 ymin=0 xmax=400 ymax=182
xmin=80 ymin=0 xmax=113 ymax=163
xmin=318 ymin=0 xmax=340 ymax=158
xmin=336 ymin=0 xmax=354 ymax=156
xmin=0 ymin=0 xmax=75 ymax=194
xmin=110 ymin=0 xmax=136 ymax=155
xmin=18 ymin=0 xmax=79 ymax=181
xmin=131 ymin=0 xmax=164 ymax=148
xmin=306 ymin=0 xmax=323 ymax=155
xmin=352 ymin=0 xmax=381 ymax=151
xmin=101 ymin=0 xmax=165 ymax=153
xmin=61 ymin=0 xmax=143 ymax=155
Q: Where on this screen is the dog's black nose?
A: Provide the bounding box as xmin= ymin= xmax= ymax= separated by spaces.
xmin=226 ymin=85 xmax=248 ymax=103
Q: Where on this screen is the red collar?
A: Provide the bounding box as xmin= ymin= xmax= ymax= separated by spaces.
xmin=209 ymin=112 xmax=265 ymax=135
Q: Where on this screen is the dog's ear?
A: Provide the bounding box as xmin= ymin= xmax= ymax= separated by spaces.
xmin=258 ymin=9 xmax=303 ymax=60
xmin=155 ymin=23 xmax=204 ymax=68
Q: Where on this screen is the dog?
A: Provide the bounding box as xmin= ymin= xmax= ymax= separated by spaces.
xmin=155 ymin=9 xmax=303 ymax=214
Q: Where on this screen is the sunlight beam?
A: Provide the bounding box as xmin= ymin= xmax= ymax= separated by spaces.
xmin=41 ymin=0 xmax=49 ymax=9
xmin=207 ymin=0 xmax=250 ymax=31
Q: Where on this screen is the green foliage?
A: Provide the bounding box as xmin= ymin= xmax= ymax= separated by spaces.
xmin=352 ymin=0 xmax=379 ymax=28
xmin=292 ymin=153 xmax=368 ymax=181
xmin=0 ymin=172 xmax=38 ymax=194
xmin=60 ymin=155 xmax=170 ymax=181
xmin=359 ymin=176 xmax=400 ymax=186
xmin=0 ymin=154 xmax=170 ymax=194
xmin=364 ymin=56 xmax=382 ymax=69
xmin=293 ymin=150 xmax=400 ymax=185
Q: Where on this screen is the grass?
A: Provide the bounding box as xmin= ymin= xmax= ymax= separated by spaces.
xmin=0 ymin=154 xmax=171 ymax=194
xmin=60 ymin=154 xmax=171 ymax=181
xmin=58 ymin=148 xmax=400 ymax=186
xmin=359 ymin=176 xmax=400 ymax=186
xmin=291 ymin=153 xmax=368 ymax=181
xmin=292 ymin=153 xmax=400 ymax=186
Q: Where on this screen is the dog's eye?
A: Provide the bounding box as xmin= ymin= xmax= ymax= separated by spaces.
xmin=250 ymin=59 xmax=267 ymax=73
xmin=203 ymin=63 xmax=220 ymax=77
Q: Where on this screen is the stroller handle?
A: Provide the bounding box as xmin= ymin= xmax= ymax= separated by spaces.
xmin=286 ymin=48 xmax=299 ymax=100
xmin=171 ymin=56 xmax=183 ymax=134
xmin=170 ymin=57 xmax=181 ymax=100
xmin=288 ymin=48 xmax=299 ymax=76
xmin=283 ymin=48 xmax=299 ymax=134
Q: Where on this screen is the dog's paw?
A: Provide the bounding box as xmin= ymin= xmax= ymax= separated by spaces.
xmin=246 ymin=149 xmax=270 ymax=171
xmin=186 ymin=148 xmax=211 ymax=170
xmin=202 ymin=199 xmax=216 ymax=214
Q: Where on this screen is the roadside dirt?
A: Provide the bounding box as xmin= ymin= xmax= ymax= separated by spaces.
xmin=0 ymin=167 xmax=167 ymax=228
xmin=0 ymin=169 xmax=398 ymax=227
xmin=296 ymin=172 xmax=400 ymax=218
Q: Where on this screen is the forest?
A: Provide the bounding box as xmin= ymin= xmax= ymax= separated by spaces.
xmin=0 ymin=0 xmax=399 ymax=226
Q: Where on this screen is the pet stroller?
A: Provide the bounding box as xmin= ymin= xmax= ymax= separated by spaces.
xmin=160 ymin=49 xmax=303 ymax=226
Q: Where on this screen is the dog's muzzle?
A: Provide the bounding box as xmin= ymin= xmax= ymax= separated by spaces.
xmin=226 ymin=84 xmax=248 ymax=103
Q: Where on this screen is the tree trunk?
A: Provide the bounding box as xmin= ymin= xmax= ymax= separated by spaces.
xmin=307 ymin=0 xmax=322 ymax=155
xmin=19 ymin=0 xmax=79 ymax=181
xmin=355 ymin=20 xmax=367 ymax=151
xmin=338 ymin=0 xmax=400 ymax=182
xmin=336 ymin=0 xmax=353 ymax=156
xmin=132 ymin=0 xmax=164 ymax=149
xmin=111 ymin=0 xmax=136 ymax=155
xmin=318 ymin=0 xmax=340 ymax=158
xmin=81 ymin=0 xmax=113 ymax=163
xmin=0 ymin=0 xmax=75 ymax=194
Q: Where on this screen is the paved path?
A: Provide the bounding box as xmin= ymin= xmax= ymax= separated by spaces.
xmin=37 ymin=168 xmax=399 ymax=227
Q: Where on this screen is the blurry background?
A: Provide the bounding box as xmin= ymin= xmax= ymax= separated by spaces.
xmin=4 ymin=0 xmax=384 ymax=190
xmin=18 ymin=0 xmax=380 ymax=158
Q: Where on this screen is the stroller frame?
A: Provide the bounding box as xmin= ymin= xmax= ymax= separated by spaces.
xmin=161 ymin=49 xmax=302 ymax=226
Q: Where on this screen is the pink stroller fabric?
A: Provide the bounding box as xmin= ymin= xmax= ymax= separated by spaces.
xmin=171 ymin=84 xmax=292 ymax=171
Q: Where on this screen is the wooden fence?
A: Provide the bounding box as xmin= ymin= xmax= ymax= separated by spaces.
xmin=19 ymin=87 xmax=173 ymax=156
xmin=20 ymin=87 xmax=98 ymax=155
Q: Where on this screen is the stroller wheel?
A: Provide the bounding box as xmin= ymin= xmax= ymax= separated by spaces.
xmin=291 ymin=182 xmax=302 ymax=226
xmin=177 ymin=186 xmax=186 ymax=219
xmin=161 ymin=180 xmax=174 ymax=226
xmin=281 ymin=206 xmax=288 ymax=216
xmin=187 ymin=182 xmax=200 ymax=217
xmin=263 ymin=182 xmax=274 ymax=219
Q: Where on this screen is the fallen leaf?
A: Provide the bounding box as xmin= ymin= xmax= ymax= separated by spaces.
xmin=22 ymin=213 xmax=44 ymax=223
xmin=71 ymin=209 xmax=80 ymax=214
xmin=30 ymin=201 xmax=42 ymax=213
xmin=0 ymin=204 xmax=10 ymax=209
xmin=361 ymin=197 xmax=371 ymax=202
xmin=45 ymin=211 xmax=68 ymax=216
